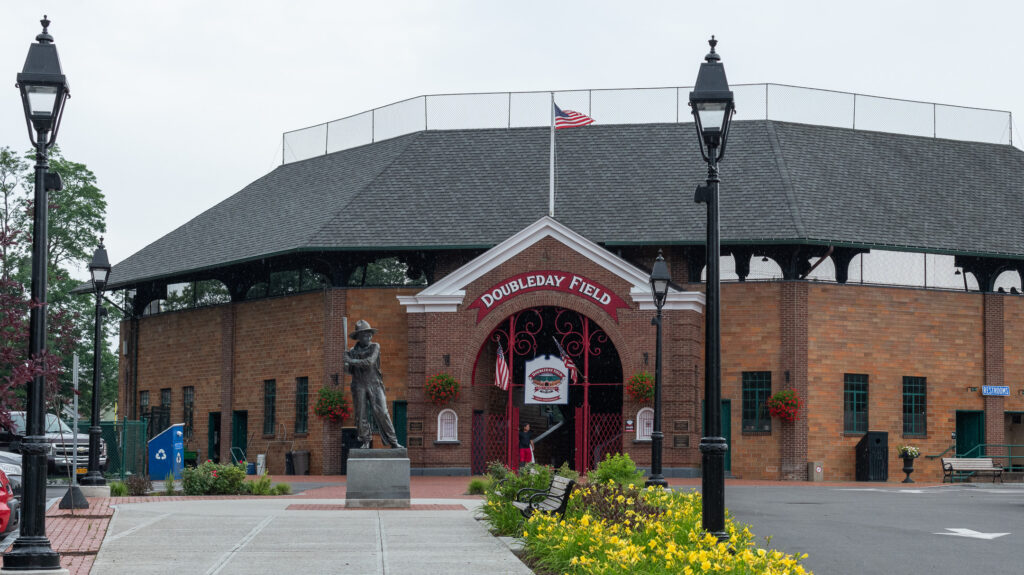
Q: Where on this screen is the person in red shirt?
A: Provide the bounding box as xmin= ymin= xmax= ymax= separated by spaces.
xmin=518 ymin=423 xmax=534 ymax=465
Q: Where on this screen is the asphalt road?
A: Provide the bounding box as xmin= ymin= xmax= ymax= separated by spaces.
xmin=717 ymin=484 xmax=1024 ymax=575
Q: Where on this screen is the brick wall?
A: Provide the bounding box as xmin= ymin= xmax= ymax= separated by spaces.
xmin=228 ymin=292 xmax=325 ymax=474
xmin=719 ymin=282 xmax=783 ymax=479
xmin=780 ymin=283 xmax=809 ymax=480
xmin=122 ymin=258 xmax=1022 ymax=482
xmin=406 ymin=236 xmax=703 ymax=471
xmin=984 ymin=294 xmax=1006 ymax=463
xmin=133 ymin=305 xmax=224 ymax=463
xmin=805 ymin=284 xmax=984 ymax=483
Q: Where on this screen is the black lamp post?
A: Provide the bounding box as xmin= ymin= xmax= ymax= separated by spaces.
xmin=645 ymin=251 xmax=670 ymax=488
xmin=689 ymin=35 xmax=734 ymax=542
xmin=6 ymin=15 xmax=70 ymax=572
xmin=79 ymin=241 xmax=110 ymax=487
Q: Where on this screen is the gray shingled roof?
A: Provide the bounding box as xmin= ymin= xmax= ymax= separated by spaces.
xmin=107 ymin=120 xmax=1024 ymax=289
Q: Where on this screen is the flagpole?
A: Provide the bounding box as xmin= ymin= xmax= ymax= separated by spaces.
xmin=549 ymin=92 xmax=555 ymax=218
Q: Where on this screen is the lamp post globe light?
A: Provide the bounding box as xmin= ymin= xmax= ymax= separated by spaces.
xmin=689 ymin=35 xmax=734 ymax=542
xmin=79 ymin=241 xmax=110 ymax=488
xmin=645 ymin=251 xmax=671 ymax=488
xmin=6 ymin=15 xmax=71 ymax=573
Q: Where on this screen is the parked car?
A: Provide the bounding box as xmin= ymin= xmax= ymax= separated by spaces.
xmin=0 ymin=451 xmax=21 ymax=498
xmin=0 ymin=468 xmax=20 ymax=535
xmin=0 ymin=412 xmax=107 ymax=476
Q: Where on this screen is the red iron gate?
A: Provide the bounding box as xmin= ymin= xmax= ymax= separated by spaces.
xmin=475 ymin=307 xmax=622 ymax=473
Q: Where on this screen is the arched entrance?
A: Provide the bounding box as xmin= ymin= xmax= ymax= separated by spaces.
xmin=470 ymin=306 xmax=623 ymax=473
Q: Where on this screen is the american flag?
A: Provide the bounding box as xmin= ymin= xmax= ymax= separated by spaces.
xmin=554 ymin=103 xmax=595 ymax=129
xmin=495 ymin=342 xmax=511 ymax=391
xmin=553 ymin=337 xmax=579 ymax=384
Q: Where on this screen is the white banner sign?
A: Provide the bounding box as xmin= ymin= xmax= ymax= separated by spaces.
xmin=524 ymin=355 xmax=569 ymax=405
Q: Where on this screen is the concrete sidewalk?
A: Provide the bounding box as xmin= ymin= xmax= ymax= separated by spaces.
xmin=90 ymin=498 xmax=531 ymax=575
xmin=36 ymin=475 xmax=962 ymax=574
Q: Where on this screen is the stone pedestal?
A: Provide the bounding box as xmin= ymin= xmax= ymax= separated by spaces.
xmin=79 ymin=485 xmax=111 ymax=498
xmin=345 ymin=448 xmax=410 ymax=508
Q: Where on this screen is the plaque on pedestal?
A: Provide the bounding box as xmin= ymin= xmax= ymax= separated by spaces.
xmin=345 ymin=448 xmax=411 ymax=508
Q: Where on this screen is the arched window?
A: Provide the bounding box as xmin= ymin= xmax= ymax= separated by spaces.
xmin=437 ymin=409 xmax=458 ymax=442
xmin=637 ymin=407 xmax=654 ymax=441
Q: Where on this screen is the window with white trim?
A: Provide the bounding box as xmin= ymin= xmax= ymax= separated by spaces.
xmin=437 ymin=409 xmax=458 ymax=442
xmin=637 ymin=407 xmax=654 ymax=441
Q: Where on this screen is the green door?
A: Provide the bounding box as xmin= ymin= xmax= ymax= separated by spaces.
xmin=956 ymin=411 xmax=985 ymax=457
xmin=208 ymin=412 xmax=221 ymax=463
xmin=232 ymin=410 xmax=248 ymax=462
xmin=392 ymin=401 xmax=408 ymax=448
xmin=702 ymin=400 xmax=732 ymax=472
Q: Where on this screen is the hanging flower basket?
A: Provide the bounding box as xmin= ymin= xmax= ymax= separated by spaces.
xmin=766 ymin=389 xmax=801 ymax=422
xmin=314 ymin=387 xmax=350 ymax=423
xmin=626 ymin=371 xmax=655 ymax=402
xmin=425 ymin=373 xmax=460 ymax=405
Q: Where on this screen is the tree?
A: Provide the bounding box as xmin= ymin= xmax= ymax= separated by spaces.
xmin=0 ymin=145 xmax=111 ymax=424
xmin=162 ymin=279 xmax=231 ymax=312
xmin=0 ymin=147 xmax=28 ymax=281
xmin=15 ymin=146 xmax=107 ymax=277
xmin=0 ymin=228 xmax=73 ymax=429
xmin=350 ymin=257 xmax=426 ymax=286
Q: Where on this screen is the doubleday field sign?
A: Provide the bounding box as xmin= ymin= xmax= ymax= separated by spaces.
xmin=467 ymin=271 xmax=630 ymax=322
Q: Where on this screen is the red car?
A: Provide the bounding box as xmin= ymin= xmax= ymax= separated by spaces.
xmin=0 ymin=468 xmax=20 ymax=535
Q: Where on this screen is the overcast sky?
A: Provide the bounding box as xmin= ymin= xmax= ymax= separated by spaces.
xmin=2 ymin=1 xmax=1022 ymax=275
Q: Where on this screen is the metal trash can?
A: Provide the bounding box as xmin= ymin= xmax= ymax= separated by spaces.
xmin=256 ymin=454 xmax=266 ymax=476
xmin=808 ymin=461 xmax=824 ymax=482
xmin=855 ymin=431 xmax=889 ymax=481
xmin=293 ymin=450 xmax=310 ymax=476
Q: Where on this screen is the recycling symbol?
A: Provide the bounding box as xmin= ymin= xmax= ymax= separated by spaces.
xmin=155 ymin=449 xmax=167 ymax=460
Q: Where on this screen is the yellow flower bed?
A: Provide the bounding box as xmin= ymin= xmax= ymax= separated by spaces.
xmin=520 ymin=484 xmax=811 ymax=575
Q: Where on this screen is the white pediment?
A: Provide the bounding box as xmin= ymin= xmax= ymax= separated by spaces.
xmin=397 ymin=217 xmax=705 ymax=314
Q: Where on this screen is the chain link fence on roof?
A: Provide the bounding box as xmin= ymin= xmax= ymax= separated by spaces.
xmin=282 ymin=84 xmax=1013 ymax=164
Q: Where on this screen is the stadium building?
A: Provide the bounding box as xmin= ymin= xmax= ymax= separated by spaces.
xmin=106 ymin=85 xmax=1024 ymax=482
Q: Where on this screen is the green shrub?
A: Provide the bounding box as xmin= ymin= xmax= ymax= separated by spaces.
xmin=555 ymin=461 xmax=579 ymax=482
xmin=271 ymin=482 xmax=291 ymax=495
xmin=519 ymin=487 xmax=814 ymax=574
xmin=586 ymin=453 xmax=645 ymax=487
xmin=479 ymin=463 xmax=555 ymax=536
xmin=246 ymin=473 xmax=273 ymax=496
xmin=125 ymin=473 xmax=151 ymax=496
xmin=109 ymin=481 xmax=128 ymax=497
xmin=467 ymin=477 xmax=489 ymax=495
xmin=182 ymin=461 xmax=247 ymax=495
xmin=164 ymin=472 xmax=176 ymax=495
xmin=486 ymin=460 xmax=511 ymax=481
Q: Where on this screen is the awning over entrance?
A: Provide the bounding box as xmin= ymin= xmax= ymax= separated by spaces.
xmin=397 ymin=216 xmax=705 ymax=314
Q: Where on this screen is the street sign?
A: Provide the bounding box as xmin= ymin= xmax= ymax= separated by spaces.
xmin=982 ymin=386 xmax=1010 ymax=396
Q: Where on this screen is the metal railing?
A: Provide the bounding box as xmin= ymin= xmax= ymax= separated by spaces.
xmin=283 ymin=84 xmax=1013 ymax=164
xmin=927 ymin=443 xmax=1024 ymax=470
xmin=958 ymin=444 xmax=1024 ymax=468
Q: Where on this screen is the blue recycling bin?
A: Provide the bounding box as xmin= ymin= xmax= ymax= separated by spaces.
xmin=148 ymin=423 xmax=185 ymax=481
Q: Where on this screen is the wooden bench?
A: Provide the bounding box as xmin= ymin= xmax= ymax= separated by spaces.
xmin=941 ymin=457 xmax=1003 ymax=483
xmin=511 ymin=475 xmax=575 ymax=519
